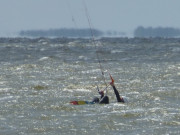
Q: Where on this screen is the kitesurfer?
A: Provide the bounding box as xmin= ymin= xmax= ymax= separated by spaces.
xmin=92 ymin=81 xmax=124 ymax=104
xmin=92 ymin=90 xmax=109 ymax=104
xmin=70 ymin=79 xmax=124 ymax=105
xmin=92 ymin=75 xmax=124 ymax=104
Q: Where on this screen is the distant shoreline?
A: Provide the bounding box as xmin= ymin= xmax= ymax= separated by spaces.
xmin=1 ymin=37 xmax=180 ymax=44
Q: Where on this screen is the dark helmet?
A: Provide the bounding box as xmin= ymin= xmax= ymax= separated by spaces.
xmin=99 ymin=91 xmax=104 ymax=96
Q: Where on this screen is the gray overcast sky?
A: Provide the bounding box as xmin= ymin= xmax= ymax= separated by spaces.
xmin=1 ymin=0 xmax=180 ymax=36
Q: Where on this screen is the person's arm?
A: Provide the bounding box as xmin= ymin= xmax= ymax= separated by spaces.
xmin=110 ymin=82 xmax=124 ymax=103
xmin=112 ymin=85 xmax=124 ymax=103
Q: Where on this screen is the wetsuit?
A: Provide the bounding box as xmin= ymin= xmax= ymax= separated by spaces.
xmin=112 ymin=85 xmax=124 ymax=103
xmin=99 ymin=95 xmax=109 ymax=104
xmin=92 ymin=93 xmax=109 ymax=104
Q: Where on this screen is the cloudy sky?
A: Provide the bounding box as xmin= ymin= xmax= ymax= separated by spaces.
xmin=1 ymin=0 xmax=180 ymax=36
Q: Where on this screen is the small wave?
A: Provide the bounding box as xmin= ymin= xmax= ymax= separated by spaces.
xmin=39 ymin=57 xmax=49 ymax=61
xmin=75 ymin=89 xmax=91 ymax=92
xmin=0 ymin=96 xmax=14 ymax=101
xmin=111 ymin=50 xmax=124 ymax=53
xmin=163 ymin=121 xmax=180 ymax=126
xmin=78 ymin=55 xmax=88 ymax=60
xmin=33 ymin=85 xmax=48 ymax=90
xmin=172 ymin=47 xmax=180 ymax=52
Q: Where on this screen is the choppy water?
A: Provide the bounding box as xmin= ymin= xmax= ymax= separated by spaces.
xmin=0 ymin=37 xmax=180 ymax=135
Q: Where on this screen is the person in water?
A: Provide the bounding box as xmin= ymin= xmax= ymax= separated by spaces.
xmin=92 ymin=90 xmax=109 ymax=104
xmin=92 ymin=79 xmax=124 ymax=104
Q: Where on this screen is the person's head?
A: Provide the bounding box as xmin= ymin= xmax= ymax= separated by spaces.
xmin=99 ymin=91 xmax=104 ymax=96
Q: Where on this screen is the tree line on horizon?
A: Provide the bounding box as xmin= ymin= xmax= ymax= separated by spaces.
xmin=19 ymin=28 xmax=104 ymax=38
xmin=19 ymin=28 xmax=125 ymax=38
xmin=134 ymin=26 xmax=180 ymax=37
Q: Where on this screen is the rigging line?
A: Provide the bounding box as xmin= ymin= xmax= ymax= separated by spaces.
xmin=82 ymin=0 xmax=95 ymax=42
xmin=66 ymin=0 xmax=78 ymax=29
xmin=66 ymin=0 xmax=97 ymax=91
xmin=82 ymin=0 xmax=108 ymax=87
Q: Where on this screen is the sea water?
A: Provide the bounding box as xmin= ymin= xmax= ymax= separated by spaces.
xmin=0 ymin=37 xmax=179 ymax=135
